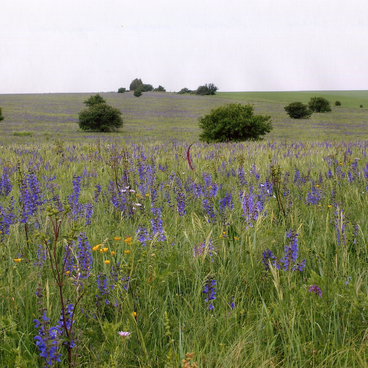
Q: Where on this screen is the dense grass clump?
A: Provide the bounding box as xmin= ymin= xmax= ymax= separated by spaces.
xmin=1 ymin=139 xmax=368 ymax=366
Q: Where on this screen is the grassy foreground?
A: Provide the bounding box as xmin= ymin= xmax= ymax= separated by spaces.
xmin=1 ymin=138 xmax=368 ymax=367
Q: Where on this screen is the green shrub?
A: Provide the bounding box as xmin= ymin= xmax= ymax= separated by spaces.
xmin=360 ymin=105 xmax=363 ymax=108
xmin=134 ymin=89 xmax=142 ymax=98
xmin=0 ymin=107 xmax=4 ymax=122
xmin=140 ymin=84 xmax=153 ymax=92
xmin=284 ymin=102 xmax=312 ymax=119
xmin=78 ymin=103 xmax=123 ymax=132
xmin=308 ymin=97 xmax=331 ymax=113
xmin=335 ymin=100 xmax=341 ymax=106
xmin=117 ymin=87 xmax=126 ymax=93
xmin=154 ymin=85 xmax=166 ymax=92
xmin=196 ymin=83 xmax=218 ymax=96
xmin=177 ymin=88 xmax=194 ymax=94
xmin=198 ymin=103 xmax=272 ymax=143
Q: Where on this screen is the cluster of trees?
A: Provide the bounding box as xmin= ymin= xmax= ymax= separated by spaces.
xmin=284 ymin=97 xmax=332 ymax=119
xmin=178 ymin=83 xmax=218 ymax=96
xmin=78 ymin=94 xmax=123 ymax=132
xmin=117 ymin=79 xmax=166 ymax=97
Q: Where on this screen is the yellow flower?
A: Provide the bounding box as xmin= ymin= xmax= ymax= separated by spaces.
xmin=100 ymin=247 xmax=109 ymax=253
xmin=124 ymin=250 xmax=130 ymax=254
xmin=13 ymin=258 xmax=21 ymax=263
xmin=124 ymin=237 xmax=132 ymax=243
xmin=234 ymin=237 xmax=239 ymax=240
xmin=65 ymin=270 xmax=70 ymax=275
xmin=104 ymin=260 xmax=110 ymax=265
xmin=132 ymin=311 xmax=137 ymax=317
xmin=92 ymin=244 xmax=101 ymax=251
xmin=114 ymin=237 xmax=122 ymax=241
xmin=222 ymin=231 xmax=226 ymax=235
xmin=145 ymin=194 xmax=149 ymax=197
xmin=328 ymin=205 xmax=332 ymax=208
xmin=111 ymin=251 xmax=115 ymax=255
xmin=219 ymin=235 xmax=223 ymax=239
xmin=316 ymin=185 xmax=320 ymax=188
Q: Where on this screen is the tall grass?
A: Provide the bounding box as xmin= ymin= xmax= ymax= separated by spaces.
xmin=1 ymin=139 xmax=368 ymax=367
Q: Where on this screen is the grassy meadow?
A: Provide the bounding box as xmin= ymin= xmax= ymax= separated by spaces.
xmin=1 ymin=91 xmax=368 ymax=367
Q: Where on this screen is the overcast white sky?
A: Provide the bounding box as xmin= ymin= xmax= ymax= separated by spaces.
xmin=1 ymin=0 xmax=367 ymax=94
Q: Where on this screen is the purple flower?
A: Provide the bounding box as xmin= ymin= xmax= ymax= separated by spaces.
xmin=308 ymin=284 xmax=322 ymax=298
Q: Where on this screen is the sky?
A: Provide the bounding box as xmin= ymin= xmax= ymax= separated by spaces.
xmin=1 ymin=0 xmax=368 ymax=94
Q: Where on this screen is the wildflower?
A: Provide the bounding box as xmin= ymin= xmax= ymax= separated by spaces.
xmin=92 ymin=244 xmax=101 ymax=251
xmin=234 ymin=237 xmax=238 ymax=240
xmin=124 ymin=250 xmax=130 ymax=254
xmin=124 ymin=237 xmax=132 ymax=243
xmin=118 ymin=331 xmax=131 ymax=339
xmin=100 ymin=247 xmax=109 ymax=253
xmin=132 ymin=312 xmax=137 ymax=317
xmin=111 ymin=251 xmax=115 ymax=255
xmin=104 ymin=260 xmax=110 ymax=265
xmin=308 ymin=284 xmax=322 ymax=298
xmin=203 ymin=276 xmax=216 ymax=310
xmin=114 ymin=237 xmax=121 ymax=241
xmin=13 ymin=258 xmax=22 ymax=263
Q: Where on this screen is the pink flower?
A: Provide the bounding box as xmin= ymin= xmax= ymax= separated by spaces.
xmin=118 ymin=331 xmax=131 ymax=338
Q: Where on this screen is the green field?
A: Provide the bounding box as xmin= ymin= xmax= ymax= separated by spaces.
xmin=1 ymin=90 xmax=368 ymax=144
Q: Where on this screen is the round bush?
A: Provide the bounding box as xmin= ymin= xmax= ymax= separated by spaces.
xmin=134 ymin=89 xmax=142 ymax=98
xmin=198 ymin=103 xmax=272 ymax=143
xmin=284 ymin=102 xmax=312 ymax=119
xmin=78 ymin=103 xmax=123 ymax=132
xmin=335 ymin=101 xmax=341 ymax=106
xmin=308 ymin=97 xmax=331 ymax=113
xmin=0 ymin=107 xmax=4 ymax=122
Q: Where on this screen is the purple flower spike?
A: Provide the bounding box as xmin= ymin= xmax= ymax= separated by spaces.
xmin=308 ymin=284 xmax=322 ymax=298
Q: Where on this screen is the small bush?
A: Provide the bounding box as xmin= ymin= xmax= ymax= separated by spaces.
xmin=134 ymin=89 xmax=142 ymax=98
xmin=335 ymin=101 xmax=341 ymax=106
xmin=118 ymin=88 xmax=126 ymax=93
xmin=360 ymin=105 xmax=363 ymax=108
xmin=308 ymin=97 xmax=331 ymax=113
xmin=198 ymin=103 xmax=272 ymax=143
xmin=0 ymin=107 xmax=4 ymax=122
xmin=284 ymin=102 xmax=312 ymax=119
xmin=177 ymin=88 xmax=194 ymax=94
xmin=154 ymin=85 xmax=166 ymax=92
xmin=78 ymin=103 xmax=123 ymax=132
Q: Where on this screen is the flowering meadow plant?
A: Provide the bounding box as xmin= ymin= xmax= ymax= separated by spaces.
xmin=1 ymin=138 xmax=368 ymax=367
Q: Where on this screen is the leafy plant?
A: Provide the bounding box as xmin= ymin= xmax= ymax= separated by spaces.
xmin=118 ymin=88 xmax=126 ymax=93
xmin=308 ymin=97 xmax=331 ymax=113
xmin=0 ymin=107 xmax=4 ymax=122
xmin=198 ymin=103 xmax=272 ymax=143
xmin=335 ymin=100 xmax=341 ymax=106
xmin=284 ymin=101 xmax=312 ymax=119
xmin=134 ymin=89 xmax=142 ymax=98
xmin=78 ymin=103 xmax=123 ymax=132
